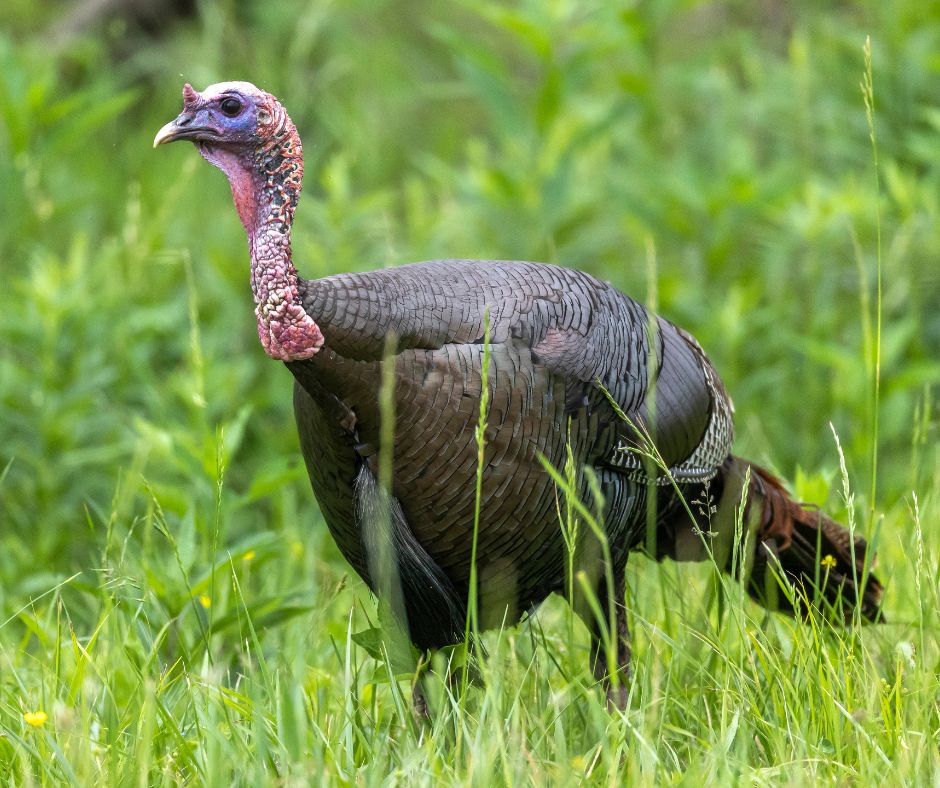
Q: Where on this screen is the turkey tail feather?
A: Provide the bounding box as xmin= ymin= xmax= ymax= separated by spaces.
xmin=656 ymin=456 xmax=884 ymax=623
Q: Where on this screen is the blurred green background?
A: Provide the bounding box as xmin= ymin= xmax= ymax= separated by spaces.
xmin=1 ymin=0 xmax=938 ymax=682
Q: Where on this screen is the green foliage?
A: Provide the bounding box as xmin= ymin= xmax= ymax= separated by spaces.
xmin=0 ymin=0 xmax=938 ymax=783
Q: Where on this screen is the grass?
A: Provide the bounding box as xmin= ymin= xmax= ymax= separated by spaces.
xmin=1 ymin=0 xmax=939 ymax=783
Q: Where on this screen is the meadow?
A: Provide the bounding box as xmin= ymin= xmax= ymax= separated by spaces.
xmin=1 ymin=1 xmax=938 ymax=784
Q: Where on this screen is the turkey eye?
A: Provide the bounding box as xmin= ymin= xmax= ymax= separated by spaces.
xmin=219 ymin=97 xmax=242 ymax=117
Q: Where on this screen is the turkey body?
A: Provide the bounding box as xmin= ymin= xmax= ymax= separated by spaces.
xmin=286 ymin=258 xmax=733 ymax=650
xmin=155 ymin=81 xmax=883 ymax=707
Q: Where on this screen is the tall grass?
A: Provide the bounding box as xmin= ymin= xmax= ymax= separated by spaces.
xmin=860 ymin=35 xmax=884 ymax=530
xmin=1 ymin=1 xmax=939 ymax=783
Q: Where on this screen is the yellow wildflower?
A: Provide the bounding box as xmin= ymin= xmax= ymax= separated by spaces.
xmin=198 ymin=594 xmax=212 ymax=609
xmin=243 ymin=549 xmax=256 ymax=562
xmin=23 ymin=711 xmax=47 ymax=727
xmin=820 ymin=554 xmax=837 ymax=570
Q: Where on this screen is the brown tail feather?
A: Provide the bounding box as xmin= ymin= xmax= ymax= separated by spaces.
xmin=655 ymin=455 xmax=884 ymax=623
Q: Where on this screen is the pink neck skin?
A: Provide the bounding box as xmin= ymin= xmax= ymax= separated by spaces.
xmin=202 ymin=134 xmax=324 ymax=362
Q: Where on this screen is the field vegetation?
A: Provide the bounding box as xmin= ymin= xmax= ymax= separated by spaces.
xmin=1 ymin=1 xmax=938 ymax=784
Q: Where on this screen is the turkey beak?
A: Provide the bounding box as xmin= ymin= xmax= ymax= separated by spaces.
xmin=153 ymin=110 xmax=216 ymax=148
xmin=153 ymin=114 xmax=189 ymax=147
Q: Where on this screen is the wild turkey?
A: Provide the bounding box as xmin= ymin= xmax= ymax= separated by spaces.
xmin=155 ymin=82 xmax=883 ymax=708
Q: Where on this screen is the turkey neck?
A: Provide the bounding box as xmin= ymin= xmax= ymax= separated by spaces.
xmin=225 ymin=125 xmax=324 ymax=361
